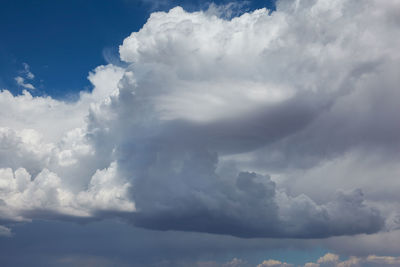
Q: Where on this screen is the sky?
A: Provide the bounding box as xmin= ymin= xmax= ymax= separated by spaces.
xmin=0 ymin=0 xmax=400 ymax=266
xmin=0 ymin=0 xmax=275 ymax=98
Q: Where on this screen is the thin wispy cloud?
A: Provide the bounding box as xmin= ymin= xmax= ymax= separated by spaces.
xmin=14 ymin=76 xmax=34 ymax=90
xmin=22 ymin=62 xmax=34 ymax=79
xmin=14 ymin=63 xmax=35 ymax=90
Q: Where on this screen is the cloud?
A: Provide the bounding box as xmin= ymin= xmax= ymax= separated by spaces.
xmin=257 ymin=259 xmax=293 ymax=267
xmin=0 ymin=162 xmax=134 ymax=223
xmin=365 ymin=255 xmax=400 ymax=265
xmin=0 ymin=0 xmax=399 ymax=242
xmin=158 ymin=253 xmax=400 ymax=267
xmin=317 ymin=253 xmax=339 ymax=264
xmin=0 ymin=64 xmax=131 ymax=225
xmin=111 ymin=0 xmax=390 ymax=237
xmin=0 ymin=225 xmax=11 ymax=237
xmin=14 ymin=76 xmax=35 ymax=90
xmin=22 ymin=62 xmax=35 ymax=80
xmin=14 ymin=63 xmax=36 ymax=90
xmin=300 ymin=252 xmax=400 ymax=267
xmin=206 ymin=2 xmax=251 ymax=20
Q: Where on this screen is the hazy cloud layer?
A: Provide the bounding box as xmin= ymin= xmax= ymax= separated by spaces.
xmin=189 ymin=252 xmax=400 ymax=267
xmin=263 ymin=252 xmax=400 ymax=267
xmin=0 ymin=0 xmax=399 ymax=241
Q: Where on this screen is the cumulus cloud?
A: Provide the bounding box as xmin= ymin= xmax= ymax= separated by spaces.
xmin=257 ymin=259 xmax=293 ymax=267
xmin=317 ymin=253 xmax=339 ymax=264
xmin=0 ymin=162 xmax=134 ymax=223
xmin=110 ymin=0 xmax=391 ymax=237
xmin=0 ymin=0 xmax=399 ymax=241
xmin=0 ymin=64 xmax=131 ymax=226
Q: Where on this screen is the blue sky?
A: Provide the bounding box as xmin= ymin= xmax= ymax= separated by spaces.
xmin=1 ymin=0 xmax=400 ymax=266
xmin=0 ymin=0 xmax=276 ymax=98
xmin=1 ymin=0 xmax=153 ymax=97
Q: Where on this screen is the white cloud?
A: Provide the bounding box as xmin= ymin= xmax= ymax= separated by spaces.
xmin=317 ymin=253 xmax=339 ymax=264
xmin=0 ymin=64 xmax=131 ymax=225
xmin=302 ymin=253 xmax=400 ymax=267
xmin=76 ymin=162 xmax=135 ymax=212
xmin=257 ymin=259 xmax=293 ymax=267
xmin=0 ymin=162 xmax=134 ymax=222
xmin=22 ymin=62 xmax=35 ymax=80
xmin=14 ymin=63 xmax=36 ymax=89
xmin=14 ymin=76 xmax=35 ymax=90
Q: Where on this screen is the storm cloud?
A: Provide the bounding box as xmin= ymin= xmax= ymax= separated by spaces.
xmin=1 ymin=0 xmax=399 ymax=240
